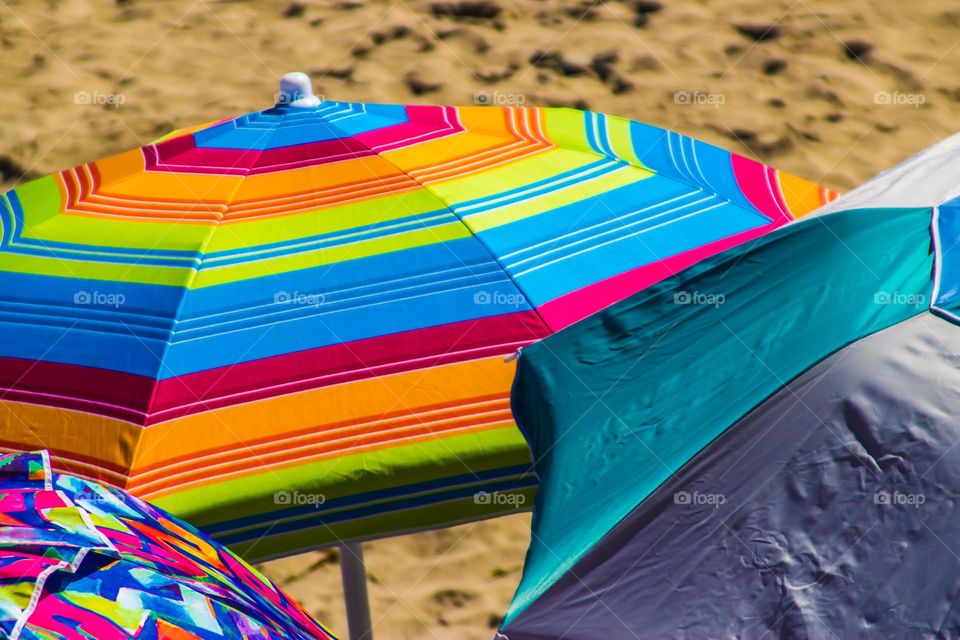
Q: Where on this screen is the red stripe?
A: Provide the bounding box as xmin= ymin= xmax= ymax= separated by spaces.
xmin=0 ymin=312 xmax=549 ymax=424
xmin=145 ymin=109 xmax=463 ymax=176
xmin=0 ymin=358 xmax=154 ymax=421
xmin=146 ymin=311 xmax=547 ymax=424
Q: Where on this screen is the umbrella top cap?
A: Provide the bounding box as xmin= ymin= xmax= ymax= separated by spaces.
xmin=277 ymin=71 xmax=321 ymax=108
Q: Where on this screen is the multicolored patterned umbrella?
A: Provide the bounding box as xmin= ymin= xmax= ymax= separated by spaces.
xmin=0 ymin=73 xmax=835 ymax=558
xmin=0 ymin=450 xmax=336 ymax=640
xmin=500 ymin=135 xmax=960 ymax=639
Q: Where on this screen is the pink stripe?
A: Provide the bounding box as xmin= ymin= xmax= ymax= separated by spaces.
xmin=538 ymin=221 xmax=780 ymax=331
xmin=355 ymin=105 xmax=461 ymax=151
xmin=144 ymin=106 xmax=464 ymax=176
xmin=730 ymin=155 xmax=792 ymax=224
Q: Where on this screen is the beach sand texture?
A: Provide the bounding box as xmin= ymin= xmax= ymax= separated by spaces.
xmin=1 ymin=1 xmax=959 ymax=638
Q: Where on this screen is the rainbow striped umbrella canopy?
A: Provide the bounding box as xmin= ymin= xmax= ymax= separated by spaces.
xmin=500 ymin=135 xmax=960 ymax=639
xmin=0 ymin=75 xmax=835 ymax=558
xmin=0 ymin=450 xmax=336 ymax=640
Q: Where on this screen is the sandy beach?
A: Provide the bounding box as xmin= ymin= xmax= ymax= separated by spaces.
xmin=2 ymin=1 xmax=959 ymax=638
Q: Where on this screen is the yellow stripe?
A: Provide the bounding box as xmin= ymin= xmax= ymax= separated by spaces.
xmin=459 ymin=162 xmax=645 ymax=232
xmin=192 ymin=219 xmax=469 ymax=287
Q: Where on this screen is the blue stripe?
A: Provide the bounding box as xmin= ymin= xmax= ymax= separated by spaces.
xmin=0 ymin=237 xmax=534 ymax=378
xmin=478 ymin=174 xmax=770 ymax=306
xmin=629 ymin=120 xmax=763 ymax=214
xmin=582 ymin=111 xmax=616 ymax=158
xmin=194 ymin=103 xmax=409 ymax=150
xmin=0 ymin=193 xmax=14 ymax=250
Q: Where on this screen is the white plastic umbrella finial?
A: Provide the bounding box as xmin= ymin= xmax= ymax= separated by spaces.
xmin=278 ymin=72 xmax=321 ymax=108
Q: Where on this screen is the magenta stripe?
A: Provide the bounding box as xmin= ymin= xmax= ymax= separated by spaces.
xmin=144 ymin=106 xmax=464 ymax=176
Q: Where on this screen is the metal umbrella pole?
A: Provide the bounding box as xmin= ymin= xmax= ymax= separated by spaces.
xmin=339 ymin=541 xmax=373 ymax=640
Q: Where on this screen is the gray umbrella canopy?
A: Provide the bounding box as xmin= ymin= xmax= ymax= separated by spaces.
xmin=500 ymin=134 xmax=960 ymax=639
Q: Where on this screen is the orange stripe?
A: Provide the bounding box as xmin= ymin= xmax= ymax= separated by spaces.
xmin=227 ymin=174 xmax=413 ymax=212
xmin=131 ymin=408 xmax=514 ymax=497
xmin=135 ymin=394 xmax=510 ymax=477
xmin=130 ymin=354 xmax=516 ymax=467
xmin=65 ymin=171 xmax=423 ymax=223
xmin=0 ymin=444 xmax=128 ymax=487
xmin=0 ymin=400 xmax=139 ymax=474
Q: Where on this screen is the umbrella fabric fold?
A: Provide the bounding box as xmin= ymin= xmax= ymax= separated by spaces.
xmin=0 ymin=450 xmax=336 ymax=640
xmin=0 ymin=98 xmax=834 ymax=557
xmin=501 ymin=134 xmax=960 ymax=639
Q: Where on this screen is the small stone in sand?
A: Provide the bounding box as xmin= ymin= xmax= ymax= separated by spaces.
xmin=763 ymin=58 xmax=787 ymax=75
xmin=283 ymin=2 xmax=306 ymax=18
xmin=611 ymin=75 xmax=634 ymax=94
xmin=632 ymin=0 xmax=663 ymax=27
xmin=843 ymin=39 xmax=873 ymax=62
xmin=313 ymin=64 xmax=354 ymax=80
xmin=371 ymin=25 xmax=410 ymax=45
xmin=0 ymin=156 xmax=30 ymax=183
xmin=635 ymin=0 xmax=663 ymax=13
xmin=432 ymin=588 xmax=476 ymax=608
xmin=430 ymin=1 xmax=501 ymax=21
xmin=529 ymin=50 xmax=589 ymax=76
xmin=590 ymin=50 xmax=618 ymax=82
xmin=734 ymin=22 xmax=781 ymax=42
xmin=405 ymin=73 xmax=442 ymax=95
xmin=564 ymin=2 xmax=599 ymax=21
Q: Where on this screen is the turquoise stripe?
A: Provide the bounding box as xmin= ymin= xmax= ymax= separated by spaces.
xmin=506 ymin=206 xmax=935 ymax=622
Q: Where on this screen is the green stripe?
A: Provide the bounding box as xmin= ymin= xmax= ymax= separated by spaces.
xmin=156 ymin=426 xmax=532 ymax=539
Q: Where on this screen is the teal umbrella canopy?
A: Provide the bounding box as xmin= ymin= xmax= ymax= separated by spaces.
xmin=500 ymin=134 xmax=960 ymax=639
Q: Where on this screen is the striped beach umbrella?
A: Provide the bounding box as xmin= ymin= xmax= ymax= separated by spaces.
xmin=0 ymin=450 xmax=336 ymax=640
xmin=500 ymin=135 xmax=960 ymax=639
xmin=0 ymin=72 xmax=834 ymax=561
